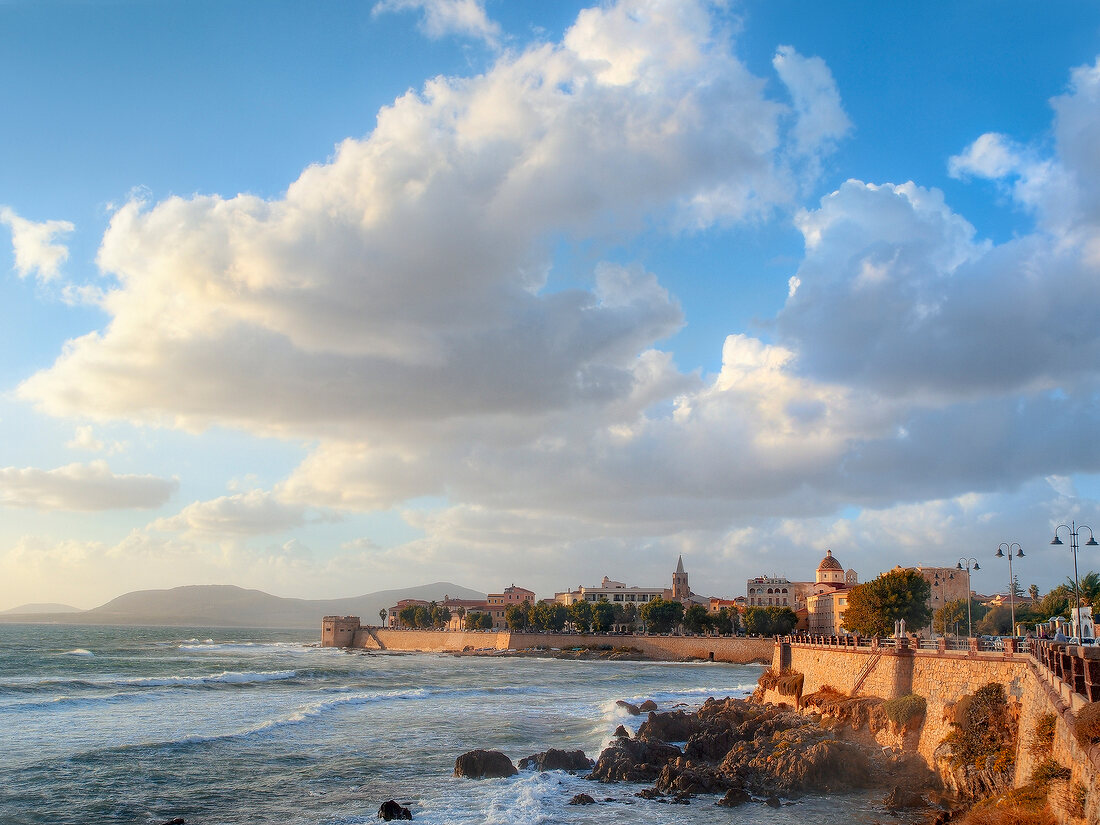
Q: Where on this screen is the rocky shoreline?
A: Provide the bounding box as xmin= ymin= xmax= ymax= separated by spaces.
xmin=448 ymin=694 xmax=954 ymax=824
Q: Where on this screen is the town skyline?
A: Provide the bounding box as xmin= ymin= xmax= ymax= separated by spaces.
xmin=3 ymin=0 xmax=1100 ymax=610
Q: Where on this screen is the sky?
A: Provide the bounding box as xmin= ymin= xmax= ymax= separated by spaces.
xmin=3 ymin=0 xmax=1100 ymax=610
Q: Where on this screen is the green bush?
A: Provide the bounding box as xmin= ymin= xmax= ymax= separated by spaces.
xmin=942 ymin=682 xmax=1016 ymax=772
xmin=1029 ymin=759 xmax=1070 ymax=784
xmin=882 ymin=694 xmax=926 ymax=730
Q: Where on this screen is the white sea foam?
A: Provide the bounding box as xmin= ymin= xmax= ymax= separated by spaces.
xmin=61 ymin=648 xmax=94 ymax=656
xmin=120 ymin=669 xmax=299 ymax=687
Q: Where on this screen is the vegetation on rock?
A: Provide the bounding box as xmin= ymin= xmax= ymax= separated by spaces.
xmin=882 ymin=693 xmax=927 ymax=732
xmin=758 ymin=668 xmax=804 ymax=700
xmin=1073 ymin=700 xmax=1100 ymax=748
xmin=936 ymin=683 xmax=1017 ymax=801
xmin=1027 ymin=712 xmax=1057 ymax=760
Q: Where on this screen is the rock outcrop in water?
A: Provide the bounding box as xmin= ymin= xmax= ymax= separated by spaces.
xmin=588 ymin=697 xmax=915 ymax=800
xmin=377 ymin=799 xmax=413 ymax=820
xmin=453 ymin=749 xmax=517 ymax=779
xmin=518 ymin=748 xmax=593 ymax=772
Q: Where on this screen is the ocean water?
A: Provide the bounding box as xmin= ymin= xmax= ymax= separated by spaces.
xmin=0 ymin=625 xmax=893 ymax=824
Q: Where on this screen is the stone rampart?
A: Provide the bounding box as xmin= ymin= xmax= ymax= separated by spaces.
xmin=772 ymin=639 xmax=1100 ymax=823
xmin=342 ymin=627 xmax=772 ymax=663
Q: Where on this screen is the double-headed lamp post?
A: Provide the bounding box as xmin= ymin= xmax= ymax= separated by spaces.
xmin=1051 ymin=522 xmax=1098 ymax=638
xmin=957 ymin=557 xmax=980 ymax=638
xmin=994 ymin=543 xmax=1025 ymax=636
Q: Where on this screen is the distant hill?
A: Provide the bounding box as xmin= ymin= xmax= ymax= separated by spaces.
xmin=0 ymin=582 xmax=484 ymax=628
xmin=0 ymin=602 xmax=81 ymax=615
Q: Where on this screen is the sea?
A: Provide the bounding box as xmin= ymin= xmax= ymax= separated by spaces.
xmin=0 ymin=625 xmax=897 ymax=825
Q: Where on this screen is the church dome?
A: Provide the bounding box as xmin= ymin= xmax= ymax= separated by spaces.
xmin=817 ymin=549 xmax=843 ymax=572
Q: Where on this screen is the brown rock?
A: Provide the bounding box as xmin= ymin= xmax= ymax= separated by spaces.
xmin=518 ymin=749 xmax=592 ymax=772
xmin=377 ymin=800 xmax=412 ymax=821
xmin=716 ymin=788 xmax=752 ymax=807
xmin=613 ymin=725 xmax=630 ymax=738
xmin=883 ymin=785 xmax=928 ymax=809
xmin=453 ymin=749 xmax=517 ymax=779
xmin=639 ymin=700 xmax=658 ymax=712
xmin=569 ymin=793 xmax=596 ymax=805
xmin=637 ymin=710 xmax=702 ymax=743
xmin=616 ymin=700 xmax=641 ymax=715
xmin=587 ymin=737 xmax=682 ymax=783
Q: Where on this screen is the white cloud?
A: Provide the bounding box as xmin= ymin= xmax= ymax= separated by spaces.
xmin=20 ymin=0 xmax=834 ymax=439
xmin=0 ymin=206 xmax=74 ymax=282
xmin=66 ymin=425 xmax=126 ymax=455
xmin=0 ymin=462 xmax=177 ymax=511
xmin=373 ymin=0 xmax=500 ymax=46
xmin=151 ymin=489 xmax=308 ymax=537
xmin=772 ymin=45 xmax=851 ymax=178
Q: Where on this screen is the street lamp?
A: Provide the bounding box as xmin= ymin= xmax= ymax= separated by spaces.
xmin=930 ymin=570 xmax=954 ymax=640
xmin=994 ymin=543 xmax=1025 ymax=636
xmin=956 ymin=557 xmax=981 ymax=638
xmin=1051 ymin=522 xmax=1098 ymax=638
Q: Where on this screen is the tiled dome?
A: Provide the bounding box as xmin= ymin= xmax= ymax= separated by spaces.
xmin=817 ymin=549 xmax=843 ymax=572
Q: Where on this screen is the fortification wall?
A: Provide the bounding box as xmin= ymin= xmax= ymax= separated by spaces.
xmin=343 ymin=628 xmax=772 ymax=663
xmin=773 ymin=642 xmax=1100 ymax=822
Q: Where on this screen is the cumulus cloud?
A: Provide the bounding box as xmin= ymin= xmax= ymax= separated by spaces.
xmin=150 ymin=490 xmax=308 ymax=536
xmin=0 ymin=462 xmax=177 ymax=511
xmin=0 ymin=206 xmax=74 ymax=282
xmin=20 ymin=0 xmax=839 ymax=439
xmin=66 ymin=425 xmax=126 ymax=455
xmin=373 ymin=0 xmax=500 ymax=46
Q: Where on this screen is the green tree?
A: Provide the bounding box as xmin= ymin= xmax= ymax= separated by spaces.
xmin=842 ymin=569 xmax=932 ymax=637
xmin=743 ymin=606 xmax=772 ymax=636
xmin=463 ymin=611 xmax=483 ymax=630
xmin=430 ymin=604 xmax=451 ymax=629
xmin=767 ymin=606 xmax=798 ymax=635
xmin=713 ymin=607 xmax=734 ymax=636
xmin=505 ymin=603 xmax=528 ymax=631
xmin=569 ymin=600 xmax=593 ymax=633
xmin=683 ymin=604 xmax=711 ymax=635
xmin=591 ymin=599 xmax=616 ymax=632
xmin=1028 ymin=584 xmax=1040 ymax=601
xmin=478 ymin=612 xmax=493 ymax=630
xmin=639 ymin=597 xmax=684 ymax=633
xmin=547 ymin=603 xmax=569 ymax=632
xmin=398 ymin=604 xmax=418 ymax=628
xmin=1037 ymin=585 xmax=1072 ymax=619
xmin=379 ymin=608 xmax=387 ymax=626
xmin=413 ymin=605 xmax=432 ymax=628
xmin=1067 ymin=572 xmax=1100 ymax=605
xmin=933 ymin=598 xmax=989 ymax=635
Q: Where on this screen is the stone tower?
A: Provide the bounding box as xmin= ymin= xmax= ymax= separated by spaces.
xmin=672 ymin=555 xmax=690 ymax=600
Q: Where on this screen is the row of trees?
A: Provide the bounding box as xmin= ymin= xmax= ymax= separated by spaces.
xmin=395 ymin=601 xmax=452 ymax=629
xmin=840 ymin=567 xmax=1100 ymax=638
xmin=495 ymin=596 xmax=693 ymax=634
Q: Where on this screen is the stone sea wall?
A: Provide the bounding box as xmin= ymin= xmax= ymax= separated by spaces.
xmin=767 ymin=640 xmax=1100 ymax=823
xmin=343 ymin=627 xmax=773 ymax=664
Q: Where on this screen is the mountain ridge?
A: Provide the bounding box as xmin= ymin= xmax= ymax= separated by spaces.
xmin=0 ymin=582 xmax=485 ymax=629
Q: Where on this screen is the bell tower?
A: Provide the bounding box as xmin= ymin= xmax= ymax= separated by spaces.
xmin=672 ymin=555 xmax=690 ymax=600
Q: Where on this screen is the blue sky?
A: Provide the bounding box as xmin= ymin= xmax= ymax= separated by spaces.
xmin=2 ymin=0 xmax=1100 ymax=609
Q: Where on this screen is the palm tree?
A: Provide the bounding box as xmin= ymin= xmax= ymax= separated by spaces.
xmin=379 ymin=608 xmax=387 ymax=627
xmin=1066 ymin=572 xmax=1100 ymax=604
xmin=1028 ymin=584 xmax=1040 ymax=601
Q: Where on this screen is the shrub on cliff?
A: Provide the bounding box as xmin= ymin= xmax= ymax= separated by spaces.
xmin=1073 ymin=701 xmax=1100 ymax=748
xmin=1027 ymin=712 xmax=1057 ymax=759
xmin=942 ymin=683 xmax=1016 ymax=773
xmin=758 ymin=668 xmax=803 ymax=699
xmin=882 ymin=694 xmax=926 ymax=732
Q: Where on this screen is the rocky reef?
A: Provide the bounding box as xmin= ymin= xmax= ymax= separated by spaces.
xmin=587 ymin=696 xmax=929 ymax=802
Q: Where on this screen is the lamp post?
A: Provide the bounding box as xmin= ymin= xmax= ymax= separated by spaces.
xmin=930 ymin=570 xmax=954 ymax=639
xmin=1051 ymin=522 xmax=1098 ymax=638
xmin=995 ymin=543 xmax=1025 ymax=636
xmin=956 ymin=557 xmax=980 ymax=638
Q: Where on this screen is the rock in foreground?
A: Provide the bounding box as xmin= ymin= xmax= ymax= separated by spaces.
xmin=453 ymin=749 xmax=517 ymax=779
xmin=377 ymin=799 xmax=412 ymax=820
